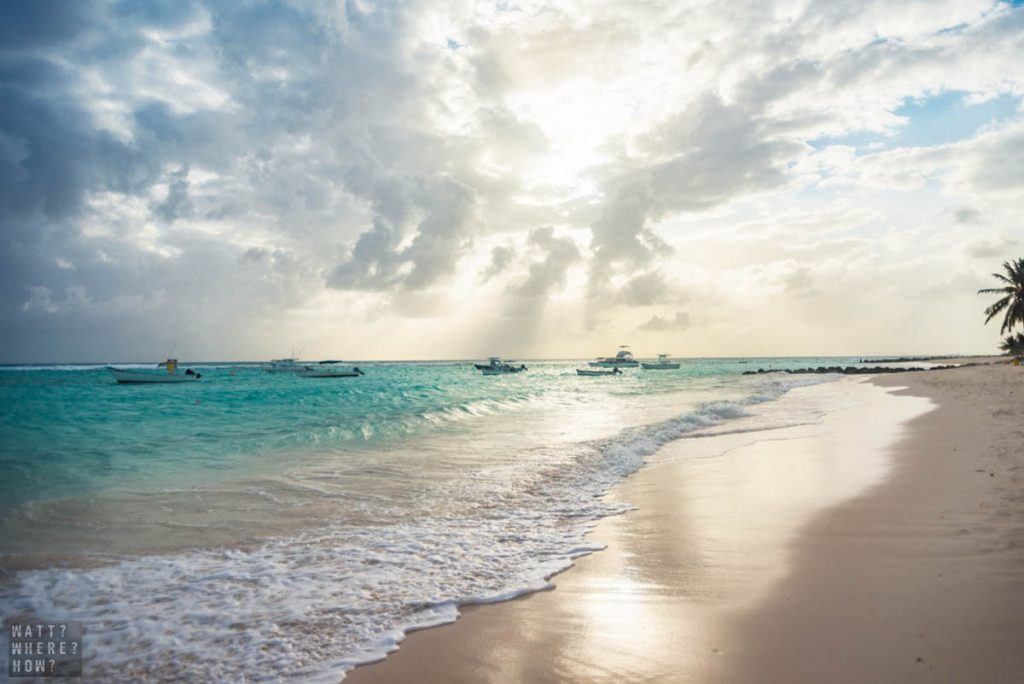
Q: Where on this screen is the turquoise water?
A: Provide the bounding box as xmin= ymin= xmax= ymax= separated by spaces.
xmin=0 ymin=357 xmax=855 ymax=508
xmin=0 ymin=357 xmax=861 ymax=681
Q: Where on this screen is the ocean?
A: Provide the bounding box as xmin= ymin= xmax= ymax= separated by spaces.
xmin=0 ymin=358 xmax=864 ymax=681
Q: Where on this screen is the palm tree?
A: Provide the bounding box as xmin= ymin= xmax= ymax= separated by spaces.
xmin=999 ymin=332 xmax=1024 ymax=358
xmin=978 ymin=258 xmax=1024 ymax=334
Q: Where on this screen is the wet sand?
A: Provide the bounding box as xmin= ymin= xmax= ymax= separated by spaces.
xmin=346 ymin=360 xmax=1024 ymax=683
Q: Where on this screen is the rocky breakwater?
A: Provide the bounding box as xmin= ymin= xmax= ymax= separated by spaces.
xmin=743 ymin=364 xmax=959 ymax=376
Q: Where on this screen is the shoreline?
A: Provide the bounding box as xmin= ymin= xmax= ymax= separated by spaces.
xmin=345 ymin=361 xmax=1024 ymax=683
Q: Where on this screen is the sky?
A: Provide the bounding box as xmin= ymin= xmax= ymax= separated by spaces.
xmin=0 ymin=0 xmax=1022 ymax=362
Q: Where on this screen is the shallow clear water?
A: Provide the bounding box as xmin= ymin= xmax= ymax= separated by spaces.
xmin=0 ymin=357 xmax=856 ymax=681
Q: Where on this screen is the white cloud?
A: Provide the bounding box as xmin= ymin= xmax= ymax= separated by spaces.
xmin=1 ymin=0 xmax=1022 ymax=360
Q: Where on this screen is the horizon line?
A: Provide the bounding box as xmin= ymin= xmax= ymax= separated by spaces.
xmin=0 ymin=353 xmax=998 ymax=366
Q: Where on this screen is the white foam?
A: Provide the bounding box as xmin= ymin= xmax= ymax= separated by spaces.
xmin=0 ymin=374 xmax=836 ymax=681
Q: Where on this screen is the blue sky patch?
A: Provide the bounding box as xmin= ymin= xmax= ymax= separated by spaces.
xmin=810 ymin=90 xmax=1021 ymax=152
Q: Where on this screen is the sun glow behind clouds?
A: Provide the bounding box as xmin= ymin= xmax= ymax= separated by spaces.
xmin=0 ymin=0 xmax=1022 ymax=361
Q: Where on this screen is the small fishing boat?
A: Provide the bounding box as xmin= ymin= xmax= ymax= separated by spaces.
xmin=297 ymin=362 xmax=364 ymax=378
xmin=588 ymin=346 xmax=639 ymax=368
xmin=474 ymin=357 xmax=527 ymax=374
xmin=577 ymin=367 xmax=622 ymax=376
xmin=641 ymin=354 xmax=681 ymax=370
xmin=108 ymin=359 xmax=201 ymax=384
xmin=480 ymin=365 xmax=527 ymax=376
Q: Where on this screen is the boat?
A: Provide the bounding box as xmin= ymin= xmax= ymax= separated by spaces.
xmin=474 ymin=357 xmax=527 ymax=374
xmin=108 ymin=359 xmax=201 ymax=384
xmin=480 ymin=365 xmax=526 ymax=375
xmin=588 ymin=346 xmax=639 ymax=368
xmin=265 ymin=357 xmax=303 ymax=373
xmin=297 ymin=361 xmax=364 ymax=378
xmin=641 ymin=354 xmax=681 ymax=370
xmin=577 ymin=367 xmax=622 ymax=376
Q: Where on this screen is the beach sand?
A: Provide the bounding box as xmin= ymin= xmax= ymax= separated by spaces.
xmin=346 ymin=360 xmax=1024 ymax=683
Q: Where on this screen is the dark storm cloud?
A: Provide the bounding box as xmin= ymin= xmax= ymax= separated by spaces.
xmin=0 ymin=2 xmax=233 ymax=359
xmin=0 ymin=49 xmax=159 ymax=361
xmin=112 ymin=0 xmax=202 ymax=29
xmin=0 ymin=57 xmax=141 ymax=223
xmin=0 ymin=0 xmax=98 ymax=50
xmin=0 ymin=0 xmax=490 ymax=359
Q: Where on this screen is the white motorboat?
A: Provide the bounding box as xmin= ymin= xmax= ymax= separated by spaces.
xmin=641 ymin=354 xmax=681 ymax=370
xmin=265 ymin=357 xmax=303 ymax=373
xmin=297 ymin=361 xmax=364 ymax=378
xmin=109 ymin=359 xmax=201 ymax=384
xmin=475 ymin=357 xmax=527 ymax=374
xmin=588 ymin=346 xmax=639 ymax=368
xmin=577 ymin=367 xmax=622 ymax=376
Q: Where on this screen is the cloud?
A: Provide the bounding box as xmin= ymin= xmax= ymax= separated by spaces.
xmin=468 ymin=226 xmax=582 ymax=354
xmin=0 ymin=0 xmax=1022 ymax=360
xmin=152 ymin=166 xmax=194 ymax=223
xmin=21 ymin=285 xmax=58 ymax=313
xmin=966 ymin=235 xmax=1020 ymax=259
xmin=954 ymin=205 xmax=983 ymax=224
xmin=327 ymin=175 xmax=478 ymax=292
xmin=508 ymin=227 xmax=581 ymax=298
xmin=637 ymin=311 xmax=691 ymax=332
xmin=832 ymin=122 xmax=1024 ymax=196
xmin=618 ymin=271 xmax=677 ymax=307
xmin=0 ymin=0 xmax=98 ymax=50
xmin=583 ymin=86 xmax=805 ymax=319
xmin=480 ymin=245 xmax=514 ymax=281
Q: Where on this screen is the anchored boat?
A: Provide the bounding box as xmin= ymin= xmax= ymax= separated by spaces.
xmin=641 ymin=354 xmax=681 ymax=370
xmin=265 ymin=357 xmax=303 ymax=373
xmin=474 ymin=357 xmax=527 ymax=375
xmin=577 ymin=367 xmax=622 ymax=376
xmin=588 ymin=346 xmax=639 ymax=368
xmin=108 ymin=359 xmax=201 ymax=384
xmin=297 ymin=361 xmax=364 ymax=378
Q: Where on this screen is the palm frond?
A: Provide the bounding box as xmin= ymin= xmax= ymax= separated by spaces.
xmin=979 ymin=257 xmax=1024 ymax=335
xmin=989 ymin=272 xmax=1012 ymax=285
xmin=983 ymin=297 xmax=1010 ymax=325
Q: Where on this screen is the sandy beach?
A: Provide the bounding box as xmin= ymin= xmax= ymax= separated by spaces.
xmin=346 ymin=360 xmax=1024 ymax=683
